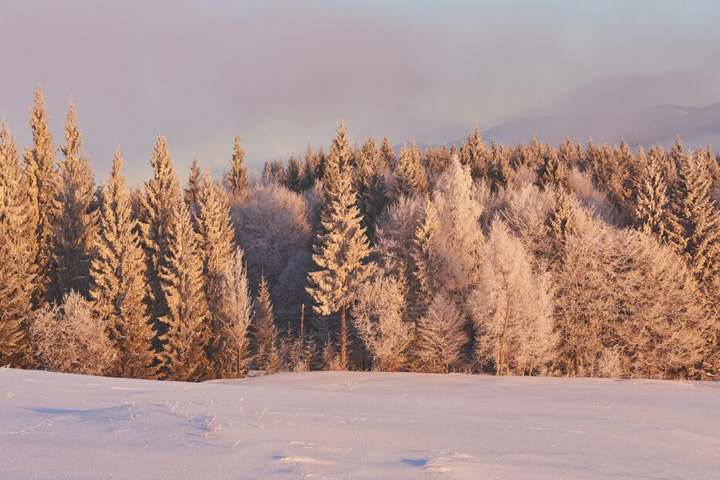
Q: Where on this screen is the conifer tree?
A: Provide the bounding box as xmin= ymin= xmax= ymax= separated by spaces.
xmin=356 ymin=137 xmax=389 ymax=241
xmin=0 ymin=122 xmax=35 ymax=364
xmin=412 ymin=292 xmax=469 ymax=373
xmin=138 ymin=135 xmax=181 ymax=338
xmin=634 ymin=152 xmax=670 ymax=239
xmin=393 ymin=141 xmax=427 ymax=198
xmin=157 ymin=197 xmax=212 ymax=381
xmin=184 ymin=158 xmax=201 ymax=212
xmin=227 ymin=134 xmax=249 ymax=201
xmin=284 ymin=154 xmax=302 ymax=192
xmin=252 ymin=275 xmax=280 ymax=373
xmin=194 ymin=170 xmax=235 ymax=342
xmin=23 ymin=85 xmax=58 ymax=304
xmin=51 ymin=102 xmax=97 ymax=302
xmin=536 ymin=149 xmax=567 ymax=191
xmin=213 ymin=248 xmax=253 ymax=377
xmin=307 ymin=122 xmax=375 ymax=369
xmin=666 ymin=152 xmax=720 ymax=290
xmin=379 ymin=137 xmax=395 ymax=168
xmin=90 ymin=149 xmax=153 ymax=378
xmin=459 ymin=124 xmax=490 ymax=179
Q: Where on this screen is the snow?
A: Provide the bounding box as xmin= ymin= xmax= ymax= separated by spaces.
xmin=1 ymin=368 xmax=718 ymax=479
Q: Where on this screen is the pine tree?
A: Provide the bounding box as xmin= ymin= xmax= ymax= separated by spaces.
xmin=157 ymin=197 xmax=212 ymax=381
xmin=213 ymin=248 xmax=253 ymax=377
xmin=194 ymin=170 xmax=235 ymax=345
xmin=51 ymin=102 xmax=97 ymax=302
xmin=379 ymin=137 xmax=396 ymax=168
xmin=227 ymin=135 xmax=249 ymax=201
xmin=393 ymin=141 xmax=427 ymax=198
xmin=536 ymin=149 xmax=567 ymax=191
xmin=307 ymin=122 xmax=375 ymax=369
xmin=413 ymin=292 xmax=469 ymax=373
xmin=252 ymin=275 xmax=280 ymax=373
xmin=666 ymin=153 xmax=720 ymax=290
xmin=23 ymin=84 xmax=58 ymax=305
xmin=138 ymin=135 xmax=181 ymax=339
xmin=284 ymin=154 xmax=302 ymax=192
xmin=184 ymin=157 xmax=201 ymax=212
xmin=90 ymin=149 xmax=153 ymax=378
xmin=634 ymin=151 xmax=670 ymax=239
xmin=0 ymin=122 xmax=35 ymax=365
xmin=459 ymin=124 xmax=490 ymax=179
xmin=356 ymin=137 xmax=389 ymax=241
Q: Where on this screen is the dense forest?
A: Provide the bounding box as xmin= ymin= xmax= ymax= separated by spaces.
xmin=1 ymin=86 xmax=719 ymax=381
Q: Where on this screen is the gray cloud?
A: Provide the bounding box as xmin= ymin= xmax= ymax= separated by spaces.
xmin=1 ymin=0 xmax=719 ymax=184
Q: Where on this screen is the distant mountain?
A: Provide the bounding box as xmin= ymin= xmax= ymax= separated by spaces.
xmin=410 ymin=103 xmax=720 ymax=151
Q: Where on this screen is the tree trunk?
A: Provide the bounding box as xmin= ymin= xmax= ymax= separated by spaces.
xmin=340 ymin=305 xmax=347 ymax=369
xmin=498 ymin=296 xmax=511 ymax=376
xmin=300 ymin=303 xmax=305 ymax=340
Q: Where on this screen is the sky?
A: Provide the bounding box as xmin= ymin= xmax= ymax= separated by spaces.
xmin=1 ymin=0 xmax=719 ymax=184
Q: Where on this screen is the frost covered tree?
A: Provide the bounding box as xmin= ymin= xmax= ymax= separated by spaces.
xmin=213 ymin=249 xmax=253 ymax=377
xmin=138 ymin=135 xmax=181 ymax=336
xmin=459 ymin=124 xmax=490 ymax=179
xmin=252 ymin=275 xmax=280 ymax=373
xmin=412 ymin=292 xmax=469 ymax=373
xmin=227 ymin=135 xmax=249 ymax=201
xmin=0 ymin=122 xmax=35 ymax=364
xmin=236 ymin=184 xmax=313 ymax=311
xmin=634 ymin=151 xmax=670 ymax=239
xmin=23 ymin=85 xmax=58 ymax=305
xmin=353 ymin=274 xmax=413 ymax=371
xmin=51 ymin=102 xmax=97 ymax=302
xmin=393 ymin=141 xmax=427 ymax=198
xmin=307 ymin=122 xmax=375 ymax=368
xmin=90 ymin=149 xmax=153 ymax=378
xmin=471 ymin=220 xmax=555 ymax=375
xmin=184 ymin=158 xmax=201 ymax=212
xmin=194 ymin=171 xmax=235 ymax=338
xmin=30 ymin=291 xmax=114 ymax=376
xmin=156 ymin=195 xmax=211 ymax=381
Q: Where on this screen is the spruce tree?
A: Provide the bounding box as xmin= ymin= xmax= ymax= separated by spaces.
xmin=194 ymin=170 xmax=235 ymax=344
xmin=157 ymin=197 xmax=212 ymax=381
xmin=306 ymin=122 xmax=375 ymax=368
xmin=252 ymin=275 xmax=280 ymax=373
xmin=138 ymin=135 xmax=181 ymax=340
xmin=184 ymin=157 xmax=201 ymax=212
xmin=51 ymin=102 xmax=97 ymax=302
xmin=90 ymin=149 xmax=153 ymax=378
xmin=393 ymin=141 xmax=427 ymax=199
xmin=0 ymin=122 xmax=35 ymax=365
xmin=227 ymin=135 xmax=249 ymax=201
xmin=213 ymin=248 xmax=253 ymax=377
xmin=23 ymin=84 xmax=58 ymax=305
xmin=379 ymin=137 xmax=395 ymax=168
xmin=634 ymin=151 xmax=670 ymax=239
xmin=459 ymin=124 xmax=490 ymax=179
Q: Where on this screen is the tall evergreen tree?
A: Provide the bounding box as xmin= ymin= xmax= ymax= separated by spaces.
xmin=307 ymin=122 xmax=375 ymax=368
xmin=184 ymin=157 xmax=201 ymax=212
xmin=0 ymin=122 xmax=35 ymax=365
xmin=23 ymin=84 xmax=58 ymax=305
xmin=227 ymin=135 xmax=249 ymax=201
xmin=90 ymin=149 xmax=153 ymax=378
xmin=634 ymin=152 xmax=670 ymax=239
xmin=252 ymin=275 xmax=280 ymax=373
xmin=194 ymin=170 xmax=235 ymax=343
xmin=393 ymin=141 xmax=427 ymax=198
xmin=138 ymin=135 xmax=181 ymax=340
xmin=156 ymin=197 xmax=212 ymax=381
xmin=459 ymin=124 xmax=490 ymax=179
xmin=51 ymin=102 xmax=97 ymax=302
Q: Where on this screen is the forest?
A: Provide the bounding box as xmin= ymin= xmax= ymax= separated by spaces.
xmin=1 ymin=85 xmax=719 ymax=381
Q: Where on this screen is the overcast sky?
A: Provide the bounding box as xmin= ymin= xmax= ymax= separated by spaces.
xmin=1 ymin=0 xmax=719 ymax=184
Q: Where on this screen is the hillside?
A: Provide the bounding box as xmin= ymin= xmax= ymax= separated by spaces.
xmin=1 ymin=368 xmax=718 ymax=479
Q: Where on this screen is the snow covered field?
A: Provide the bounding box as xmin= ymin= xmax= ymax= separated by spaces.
xmin=1 ymin=368 xmax=718 ymax=479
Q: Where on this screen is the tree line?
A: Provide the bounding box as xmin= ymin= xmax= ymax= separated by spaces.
xmin=1 ymin=85 xmax=719 ymax=380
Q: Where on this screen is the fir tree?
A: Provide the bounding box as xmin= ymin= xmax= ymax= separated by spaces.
xmin=284 ymin=154 xmax=302 ymax=192
xmin=213 ymin=248 xmax=253 ymax=377
xmin=194 ymin=170 xmax=235 ymax=345
xmin=459 ymin=124 xmax=490 ymax=179
xmin=0 ymin=122 xmax=35 ymax=365
xmin=634 ymin=152 xmax=670 ymax=239
xmin=90 ymin=149 xmax=153 ymax=378
xmin=184 ymin=157 xmax=201 ymax=212
xmin=138 ymin=135 xmax=181 ymax=340
xmin=412 ymin=292 xmax=469 ymax=373
xmin=252 ymin=275 xmax=280 ymax=373
xmin=307 ymin=122 xmax=375 ymax=369
xmin=227 ymin=134 xmax=249 ymax=201
xmin=157 ymin=197 xmax=212 ymax=381
xmin=393 ymin=141 xmax=427 ymax=198
xmin=23 ymin=84 xmax=58 ymax=305
xmin=51 ymin=102 xmax=97 ymax=302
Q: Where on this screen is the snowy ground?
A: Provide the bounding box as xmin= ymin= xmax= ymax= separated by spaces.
xmin=0 ymin=368 xmax=718 ymax=479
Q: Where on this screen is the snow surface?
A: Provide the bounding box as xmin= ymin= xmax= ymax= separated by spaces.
xmin=1 ymin=367 xmax=718 ymax=479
